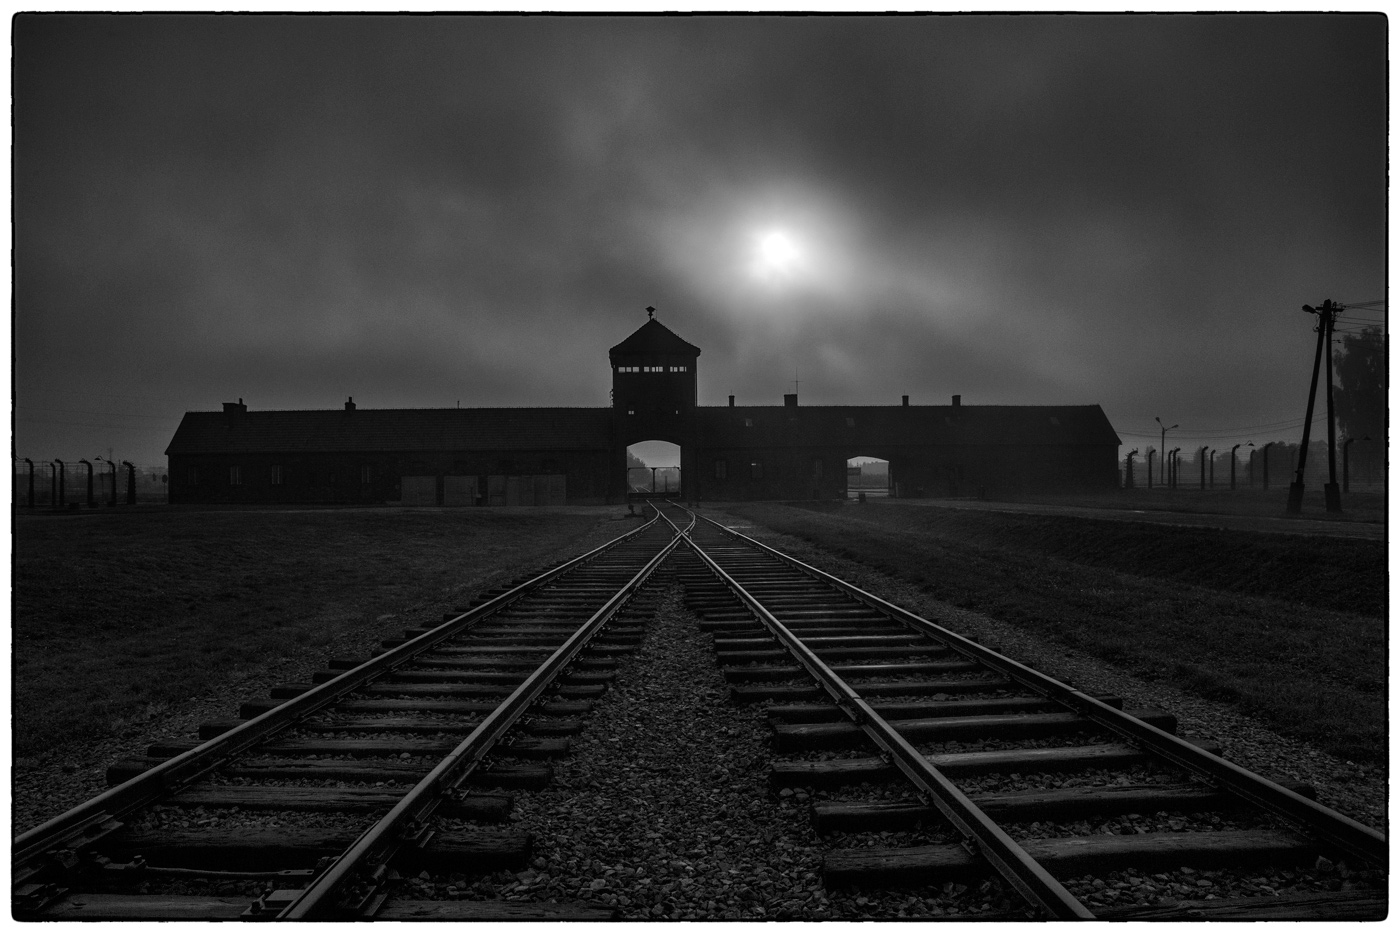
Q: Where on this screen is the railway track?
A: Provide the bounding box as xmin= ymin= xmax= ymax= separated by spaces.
xmin=661 ymin=504 xmax=1387 ymax=920
xmin=13 ymin=501 xmax=1386 ymax=920
xmin=13 ymin=509 xmax=688 ymax=921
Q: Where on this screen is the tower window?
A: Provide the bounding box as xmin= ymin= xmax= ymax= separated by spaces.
xmin=271 ymin=464 xmax=283 ymax=485
xmin=229 ymin=465 xmax=242 ymax=486
xmin=750 ymin=461 xmax=764 ymax=479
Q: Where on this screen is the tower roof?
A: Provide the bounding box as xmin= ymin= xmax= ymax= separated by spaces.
xmin=608 ymin=316 xmax=701 ymax=359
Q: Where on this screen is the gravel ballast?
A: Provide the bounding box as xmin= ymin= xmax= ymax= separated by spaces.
xmin=405 ymin=572 xmax=1024 ymax=919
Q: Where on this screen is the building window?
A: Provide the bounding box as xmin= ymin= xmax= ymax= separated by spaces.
xmin=1049 ymin=416 xmax=1061 ymax=426
xmin=812 ymin=458 xmax=824 ymax=478
xmin=229 ymin=465 xmax=242 ymax=486
xmin=669 ymin=365 xmax=688 ymax=372
xmin=628 ymin=409 xmax=636 ymax=416
xmin=361 ymin=464 xmax=372 ymax=484
xmin=188 ymin=466 xmax=198 ymax=486
xmin=714 ymin=459 xmax=727 ymax=480
xmin=744 ymin=418 xmax=754 ymax=428
xmin=644 ymin=365 xmax=665 ymax=373
xmin=750 ymin=461 xmax=763 ymax=479
xmin=846 ymin=418 xmax=856 ymax=428
xmin=270 ymin=465 xmax=283 ymax=485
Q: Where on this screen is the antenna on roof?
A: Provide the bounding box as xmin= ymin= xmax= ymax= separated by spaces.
xmin=646 ymin=306 xmax=655 ymax=320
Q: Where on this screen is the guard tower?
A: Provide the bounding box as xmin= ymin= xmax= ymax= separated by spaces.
xmin=608 ymin=307 xmax=701 ymax=499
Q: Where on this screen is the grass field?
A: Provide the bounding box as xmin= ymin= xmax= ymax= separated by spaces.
xmin=1010 ymin=487 xmax=1386 ymax=524
xmin=722 ymin=499 xmax=1386 ymax=765
xmin=11 ymin=497 xmax=1386 ymax=771
xmin=12 ymin=506 xmax=630 ymax=758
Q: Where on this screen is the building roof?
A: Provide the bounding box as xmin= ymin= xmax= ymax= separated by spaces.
xmin=694 ymin=404 xmax=1121 ymax=449
xmin=165 ymin=407 xmax=613 ymax=456
xmin=608 ymin=317 xmax=701 ymax=359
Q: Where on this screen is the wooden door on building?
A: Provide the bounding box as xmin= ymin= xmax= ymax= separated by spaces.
xmin=444 ymin=475 xmax=478 ymax=506
xmin=400 ymin=475 xmax=437 ymax=506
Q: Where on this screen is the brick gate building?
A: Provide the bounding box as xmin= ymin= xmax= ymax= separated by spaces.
xmin=165 ymin=313 xmax=1120 ymax=505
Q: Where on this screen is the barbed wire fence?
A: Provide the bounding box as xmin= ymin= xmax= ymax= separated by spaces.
xmin=1117 ymin=432 xmax=1384 ymax=493
xmin=11 ymin=461 xmax=169 ymax=508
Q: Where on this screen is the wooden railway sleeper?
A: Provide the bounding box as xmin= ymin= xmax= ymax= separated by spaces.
xmin=702 ymin=511 xmax=1388 ymax=873
xmin=274 ymin=509 xmax=689 ymax=920
xmin=661 ymin=508 xmax=1095 ymax=920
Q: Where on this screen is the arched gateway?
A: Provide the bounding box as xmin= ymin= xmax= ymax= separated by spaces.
xmin=165 ymin=310 xmax=1121 ymax=505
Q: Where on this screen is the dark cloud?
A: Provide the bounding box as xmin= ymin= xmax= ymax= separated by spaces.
xmin=14 ymin=14 xmax=1386 ymax=464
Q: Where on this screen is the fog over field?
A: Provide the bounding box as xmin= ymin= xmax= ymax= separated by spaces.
xmin=14 ymin=15 xmax=1385 ymax=466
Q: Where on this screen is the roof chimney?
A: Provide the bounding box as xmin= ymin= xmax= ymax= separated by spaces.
xmin=222 ymin=399 xmax=247 ymax=416
xmin=728 ymin=395 xmax=735 ymax=407
xmin=784 ymin=393 xmax=798 ymax=409
xmin=952 ymin=394 xmax=961 ymax=408
xmin=345 ymin=396 xmax=356 ymax=411
xmin=902 ymin=395 xmax=909 ymax=407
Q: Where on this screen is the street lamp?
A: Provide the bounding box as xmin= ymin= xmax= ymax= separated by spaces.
xmin=1230 ymin=442 xmax=1252 ymax=490
xmin=1155 ymin=418 xmax=1178 ymax=489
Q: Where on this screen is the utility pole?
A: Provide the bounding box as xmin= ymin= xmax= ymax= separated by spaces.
xmin=1322 ymin=303 xmax=1341 ymax=512
xmin=1154 ymin=418 xmax=1177 ymax=491
xmin=1288 ymin=300 xmax=1341 ymax=514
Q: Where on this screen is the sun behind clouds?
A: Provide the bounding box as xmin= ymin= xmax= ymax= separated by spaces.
xmin=749 ymin=228 xmax=805 ymax=284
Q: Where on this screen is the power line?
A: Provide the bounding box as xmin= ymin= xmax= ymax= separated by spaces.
xmin=1117 ymin=414 xmax=1330 ymax=441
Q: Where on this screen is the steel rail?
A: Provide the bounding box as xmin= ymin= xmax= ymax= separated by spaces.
xmin=700 ymin=514 xmax=1388 ymax=870
xmin=664 ymin=509 xmax=1093 ymax=920
xmin=13 ymin=510 xmax=665 ymax=879
xmin=279 ymin=509 xmax=691 ymax=919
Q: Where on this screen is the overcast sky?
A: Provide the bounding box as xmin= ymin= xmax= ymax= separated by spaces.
xmin=14 ymin=14 xmax=1386 ymax=467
